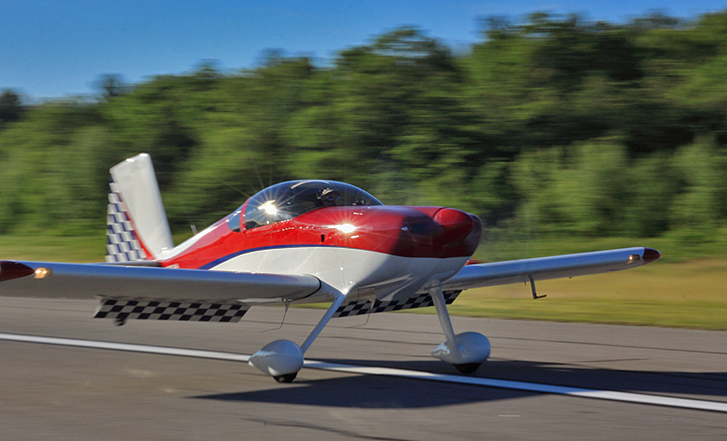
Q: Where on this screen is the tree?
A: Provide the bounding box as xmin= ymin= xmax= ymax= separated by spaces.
xmin=0 ymin=89 xmax=23 ymax=125
xmin=94 ymin=74 xmax=128 ymax=100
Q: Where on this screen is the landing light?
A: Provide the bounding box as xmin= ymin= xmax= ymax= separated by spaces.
xmin=34 ymin=268 xmax=52 ymax=279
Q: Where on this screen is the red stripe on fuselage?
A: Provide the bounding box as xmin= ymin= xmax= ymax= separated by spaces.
xmin=161 ymin=206 xmax=482 ymax=270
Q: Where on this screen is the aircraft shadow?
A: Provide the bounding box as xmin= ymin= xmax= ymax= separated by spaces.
xmin=193 ymin=371 xmax=532 ymax=409
xmin=327 ymin=358 xmax=727 ymax=399
xmin=193 ymin=358 xmax=727 ymax=409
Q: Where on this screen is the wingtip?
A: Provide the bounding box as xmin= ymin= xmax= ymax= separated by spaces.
xmin=642 ymin=248 xmax=662 ymax=264
xmin=0 ymin=261 xmax=35 ymax=283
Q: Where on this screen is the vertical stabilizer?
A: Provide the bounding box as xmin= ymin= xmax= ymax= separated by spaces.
xmin=106 ymin=154 xmax=174 ymax=262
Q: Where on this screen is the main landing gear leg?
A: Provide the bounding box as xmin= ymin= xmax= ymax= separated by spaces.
xmin=429 ymin=286 xmax=491 ymax=374
xmin=248 ymin=290 xmax=347 ymax=383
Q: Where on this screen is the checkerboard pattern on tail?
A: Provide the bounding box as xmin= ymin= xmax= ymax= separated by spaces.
xmin=105 ymin=179 xmax=147 ymax=263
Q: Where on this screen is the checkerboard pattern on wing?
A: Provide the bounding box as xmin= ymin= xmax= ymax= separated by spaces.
xmin=105 ymin=180 xmax=147 ymax=263
xmin=94 ymin=299 xmax=250 ymax=323
xmin=334 ymin=290 xmax=461 ymax=318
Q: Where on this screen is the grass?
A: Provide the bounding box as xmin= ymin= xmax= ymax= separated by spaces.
xmin=1 ymin=233 xmax=725 ymax=330
xmin=477 ymin=226 xmax=727 ymax=264
xmin=0 ymin=233 xmax=106 ymax=263
xmin=445 ymin=259 xmax=727 ymax=330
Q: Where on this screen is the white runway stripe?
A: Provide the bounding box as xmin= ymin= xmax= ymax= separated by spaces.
xmin=0 ymin=332 xmax=250 ymax=362
xmin=304 ymin=361 xmax=727 ymax=413
xmin=2 ymin=332 xmax=726 ymax=413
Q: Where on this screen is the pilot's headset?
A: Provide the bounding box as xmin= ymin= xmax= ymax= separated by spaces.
xmin=318 ymin=188 xmax=341 ymax=206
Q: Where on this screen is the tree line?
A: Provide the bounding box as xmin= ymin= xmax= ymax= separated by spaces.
xmin=1 ymin=12 xmax=726 ymax=243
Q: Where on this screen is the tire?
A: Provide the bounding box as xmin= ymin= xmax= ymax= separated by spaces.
xmin=453 ymin=363 xmax=481 ymax=374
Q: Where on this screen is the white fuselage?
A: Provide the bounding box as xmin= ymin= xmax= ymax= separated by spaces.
xmin=210 ymin=246 xmax=470 ymax=303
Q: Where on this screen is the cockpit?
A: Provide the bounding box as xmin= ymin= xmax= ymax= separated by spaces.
xmin=228 ymin=180 xmax=383 ymax=231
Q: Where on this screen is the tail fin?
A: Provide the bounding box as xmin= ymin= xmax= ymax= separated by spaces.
xmin=105 ymin=153 xmax=174 ymax=263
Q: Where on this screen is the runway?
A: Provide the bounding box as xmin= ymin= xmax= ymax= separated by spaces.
xmin=3 ymin=332 xmax=726 ymax=413
xmin=1 ymin=297 xmax=726 ymax=440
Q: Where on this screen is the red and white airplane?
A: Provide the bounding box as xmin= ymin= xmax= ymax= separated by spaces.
xmin=0 ymin=154 xmax=661 ymax=382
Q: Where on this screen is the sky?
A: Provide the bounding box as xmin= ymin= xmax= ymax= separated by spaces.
xmin=2 ymin=0 xmax=726 ymax=100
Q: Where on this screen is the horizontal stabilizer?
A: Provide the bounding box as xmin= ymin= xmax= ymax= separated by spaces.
xmin=94 ymin=298 xmax=250 ymax=323
xmin=334 ymin=290 xmax=461 ymax=318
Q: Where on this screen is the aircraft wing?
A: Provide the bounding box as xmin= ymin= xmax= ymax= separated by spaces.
xmin=442 ymin=247 xmax=661 ymax=292
xmin=0 ymin=260 xmax=325 ymax=323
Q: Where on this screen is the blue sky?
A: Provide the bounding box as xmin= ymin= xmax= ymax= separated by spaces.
xmin=2 ymin=0 xmax=726 ymax=100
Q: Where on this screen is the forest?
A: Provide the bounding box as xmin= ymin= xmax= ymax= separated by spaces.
xmin=1 ymin=12 xmax=726 ymax=246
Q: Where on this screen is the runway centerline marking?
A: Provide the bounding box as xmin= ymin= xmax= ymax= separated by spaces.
xmin=2 ymin=332 xmax=726 ymax=414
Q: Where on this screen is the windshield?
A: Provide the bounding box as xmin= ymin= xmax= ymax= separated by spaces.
xmin=232 ymin=180 xmax=383 ymax=231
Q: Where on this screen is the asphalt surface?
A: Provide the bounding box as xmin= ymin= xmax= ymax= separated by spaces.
xmin=1 ymin=297 xmax=726 ymax=441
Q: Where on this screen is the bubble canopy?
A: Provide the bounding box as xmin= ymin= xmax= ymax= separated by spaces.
xmin=228 ymin=180 xmax=383 ymax=231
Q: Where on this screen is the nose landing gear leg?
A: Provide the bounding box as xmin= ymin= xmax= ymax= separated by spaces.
xmin=429 ymin=286 xmax=490 ymax=373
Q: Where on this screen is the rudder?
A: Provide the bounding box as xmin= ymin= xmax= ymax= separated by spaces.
xmin=105 ymin=154 xmax=174 ymax=262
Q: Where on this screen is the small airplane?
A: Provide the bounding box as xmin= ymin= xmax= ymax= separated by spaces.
xmin=0 ymin=153 xmax=661 ymax=382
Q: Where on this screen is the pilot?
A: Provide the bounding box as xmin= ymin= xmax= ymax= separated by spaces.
xmin=318 ymin=188 xmax=341 ymax=207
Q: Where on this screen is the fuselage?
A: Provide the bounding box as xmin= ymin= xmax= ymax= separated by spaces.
xmin=157 ymin=181 xmax=482 ymax=302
